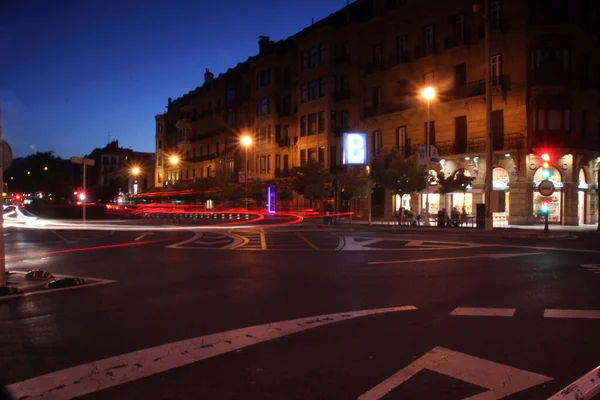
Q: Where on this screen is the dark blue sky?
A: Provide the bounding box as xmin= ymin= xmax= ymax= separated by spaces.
xmin=0 ymin=0 xmax=346 ymax=158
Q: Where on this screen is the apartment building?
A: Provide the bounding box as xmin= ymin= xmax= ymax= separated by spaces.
xmin=155 ymin=0 xmax=600 ymax=225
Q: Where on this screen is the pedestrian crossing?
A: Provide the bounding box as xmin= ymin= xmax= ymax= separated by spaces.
xmin=233 ymin=230 xmax=331 ymax=251
xmin=51 ymin=230 xmax=114 ymax=244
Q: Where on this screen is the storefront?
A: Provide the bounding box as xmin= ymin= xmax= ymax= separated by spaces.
xmin=533 ymin=166 xmax=562 ymax=223
xmin=578 ymin=169 xmax=588 ymax=224
xmin=493 ymin=167 xmax=510 ymax=224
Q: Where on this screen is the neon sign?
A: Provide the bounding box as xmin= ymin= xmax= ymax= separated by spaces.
xmin=266 ymin=185 xmax=276 ymax=214
xmin=343 ymin=133 xmax=367 ymax=165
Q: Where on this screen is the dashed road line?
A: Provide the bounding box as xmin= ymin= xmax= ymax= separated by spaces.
xmin=581 ymin=264 xmax=600 ymax=274
xmin=296 ymin=232 xmax=319 ymax=250
xmin=544 ymin=309 xmax=600 ymax=320
xmin=7 ymin=306 xmax=417 ymax=400
xmin=450 ymin=307 xmax=516 ymax=317
xmin=260 ymin=229 xmax=267 ymax=250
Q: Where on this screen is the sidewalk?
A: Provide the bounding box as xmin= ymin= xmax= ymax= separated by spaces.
xmin=299 ymin=217 xmax=598 ymax=237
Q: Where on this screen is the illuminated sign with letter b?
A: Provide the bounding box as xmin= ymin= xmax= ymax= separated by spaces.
xmin=343 ymin=133 xmax=367 ymax=165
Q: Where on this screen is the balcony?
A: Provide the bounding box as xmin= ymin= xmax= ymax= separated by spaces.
xmin=277 ymin=137 xmax=291 ymax=148
xmin=528 ymin=69 xmax=570 ymax=86
xmin=388 ymin=53 xmax=410 ymax=67
xmin=363 ymin=101 xmax=412 ymax=118
xmin=365 ymin=60 xmax=386 ymax=74
xmin=333 ymin=54 xmax=350 ymax=64
xmin=184 ymin=153 xmax=221 ymax=163
xmin=275 ymin=169 xmax=293 ymax=178
xmin=333 ymin=90 xmax=351 ymax=101
xmin=444 ymin=32 xmax=472 ymax=50
xmin=445 ymin=75 xmax=511 ymax=100
xmin=425 ymin=133 xmax=525 ymax=156
xmin=332 ymin=127 xmax=346 ymax=138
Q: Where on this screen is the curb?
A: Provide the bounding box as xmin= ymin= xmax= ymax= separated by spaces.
xmin=25 ymin=269 xmax=55 ymax=280
xmin=45 ymin=278 xmax=87 ymax=289
xmin=0 ymin=286 xmax=23 ymax=297
xmin=549 ymin=365 xmax=600 ymax=399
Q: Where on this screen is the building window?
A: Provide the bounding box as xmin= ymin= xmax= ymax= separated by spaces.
xmin=283 ymin=154 xmax=289 ymax=171
xmin=158 ymin=139 xmax=163 ymax=149
xmin=300 ymin=149 xmax=306 ymax=165
xmin=425 ymin=121 xmax=436 ymax=145
xmin=318 ymin=111 xmax=325 ymax=133
xmin=226 ymin=88 xmax=235 ymax=102
xmin=396 ymin=126 xmax=407 ymax=153
xmin=372 ymin=130 xmax=383 ymax=156
xmin=331 ymin=110 xmax=337 ymax=129
xmin=275 ymin=155 xmax=281 ymax=170
xmin=158 ymin=156 xmax=162 ymax=166
xmin=318 ymin=146 xmax=325 ymax=164
xmin=396 ymin=35 xmax=407 ymax=61
xmin=260 ymin=156 xmax=266 ymax=174
xmin=301 ymin=84 xmax=307 ymax=103
xmin=301 ymin=52 xmax=308 ymax=71
xmin=491 ymin=1 xmax=502 ymax=29
xmin=373 ymin=86 xmax=382 ymax=107
xmin=491 ymin=54 xmax=502 ymax=85
xmin=454 ymin=14 xmax=465 ymax=44
xmin=319 ymin=43 xmax=326 ymax=63
xmin=425 ymin=72 xmax=434 ymax=86
xmin=373 ymin=44 xmax=383 ymax=63
xmin=267 ymin=125 xmax=272 ymax=143
xmin=319 ymin=78 xmax=326 ymax=98
xmin=308 ymin=148 xmax=317 ymax=162
xmin=158 ymin=173 xmax=163 ymax=183
xmin=267 ymin=155 xmax=272 ymax=173
xmin=300 ymin=116 xmax=307 ymax=137
xmin=227 ymin=109 xmax=235 ymax=125
xmin=309 ymin=47 xmax=318 ymax=68
xmin=309 ymin=80 xmax=318 ymax=101
xmin=340 ymin=110 xmax=349 ymax=128
xmin=580 ymin=53 xmax=590 ymax=86
xmin=308 ymin=113 xmax=317 ymax=135
xmin=340 ymin=75 xmax=349 ymax=91
xmin=424 ymin=25 xmax=435 ymax=53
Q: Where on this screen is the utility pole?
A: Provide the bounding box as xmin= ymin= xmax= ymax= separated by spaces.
xmin=71 ymin=156 xmax=95 ymax=224
xmin=483 ymin=0 xmax=494 ymax=231
xmin=0 ymin=103 xmax=5 ymax=286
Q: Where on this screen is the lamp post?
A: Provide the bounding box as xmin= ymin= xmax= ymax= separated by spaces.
xmin=131 ymin=166 xmax=141 ymax=195
xmin=422 ymin=86 xmax=436 ymax=226
xmin=241 ymin=135 xmax=252 ymax=210
xmin=474 ymin=0 xmax=494 ymax=231
xmin=169 ymin=155 xmax=179 ymax=185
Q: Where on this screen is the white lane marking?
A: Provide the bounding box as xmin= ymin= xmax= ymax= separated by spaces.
xmin=549 ymin=365 xmax=600 ymax=400
xmin=8 ymin=306 xmax=417 ymax=400
xmin=368 ymin=252 xmax=543 ymax=265
xmin=341 ymin=237 xmax=384 ymax=250
xmin=450 ymin=307 xmax=516 ymax=317
xmin=358 ymin=346 xmax=552 ymax=400
xmin=499 ymin=244 xmax=600 ymax=254
xmin=50 ymin=230 xmax=75 ymax=244
xmin=544 ymin=309 xmax=600 ymax=319
xmin=0 ymin=271 xmax=116 ymax=301
xmin=581 ymin=264 xmax=600 ymax=275
xmin=260 ymin=228 xmax=267 ymax=250
xmin=134 ymin=232 xmax=155 ymax=241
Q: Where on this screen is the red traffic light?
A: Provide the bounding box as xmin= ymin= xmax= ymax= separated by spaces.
xmin=541 ymin=153 xmax=550 ymax=162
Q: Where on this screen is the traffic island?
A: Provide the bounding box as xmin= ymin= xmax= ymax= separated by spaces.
xmin=0 ymin=270 xmax=114 ymax=299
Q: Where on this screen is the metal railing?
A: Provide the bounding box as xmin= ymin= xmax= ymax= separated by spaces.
xmin=417 ymin=133 xmax=524 ymax=156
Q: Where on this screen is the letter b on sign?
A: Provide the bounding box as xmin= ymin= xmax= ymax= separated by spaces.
xmin=344 ymin=133 xmax=367 ymax=165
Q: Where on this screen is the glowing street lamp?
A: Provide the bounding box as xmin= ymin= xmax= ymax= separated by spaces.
xmin=169 ymin=155 xmax=179 ymax=165
xmin=131 ymin=166 xmax=141 ymax=176
xmin=241 ymin=135 xmax=253 ymax=210
xmin=421 ymin=86 xmax=436 ymax=226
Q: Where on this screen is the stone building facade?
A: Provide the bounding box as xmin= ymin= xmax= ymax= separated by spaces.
xmin=155 ymin=0 xmax=600 ymax=225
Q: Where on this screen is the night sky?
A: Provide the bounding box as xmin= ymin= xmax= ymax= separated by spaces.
xmin=0 ymin=0 xmax=346 ymax=158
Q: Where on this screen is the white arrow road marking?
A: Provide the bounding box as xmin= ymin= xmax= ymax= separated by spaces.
xmin=450 ymin=307 xmax=516 ymax=317
xmin=192 ymin=239 xmax=233 ymax=246
xmin=581 ymin=264 xmax=600 ymax=274
xmin=8 ymin=305 xmax=417 ymax=400
xmin=341 ymin=236 xmax=492 ymax=251
xmin=368 ymin=252 xmax=543 ymax=265
xmin=544 ymin=309 xmax=600 ymax=319
xmin=134 ymin=232 xmax=155 ymax=241
xmin=166 ymin=231 xmax=246 ymax=250
xmin=358 ymin=346 xmax=552 ymax=400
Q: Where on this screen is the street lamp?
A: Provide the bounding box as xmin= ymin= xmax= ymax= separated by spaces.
xmin=421 ymin=86 xmax=436 ymax=226
xmin=169 ymin=155 xmax=179 ymax=166
xmin=474 ymin=0 xmax=494 ymax=231
xmin=241 ymin=135 xmax=252 ymax=210
xmin=131 ymin=166 xmax=141 ymax=176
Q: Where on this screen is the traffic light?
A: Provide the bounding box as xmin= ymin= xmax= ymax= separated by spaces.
xmin=540 ymin=199 xmax=550 ymax=215
xmin=540 ymin=153 xmax=551 ymax=180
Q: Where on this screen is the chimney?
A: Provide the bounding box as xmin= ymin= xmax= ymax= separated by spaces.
xmin=258 ymin=36 xmax=271 ymax=54
xmin=204 ymin=68 xmax=214 ymax=84
xmin=167 ymin=97 xmax=172 ymax=109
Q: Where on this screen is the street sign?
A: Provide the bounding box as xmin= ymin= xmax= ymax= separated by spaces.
xmin=2 ymin=140 xmax=13 ymax=171
xmin=71 ymin=156 xmax=95 ymax=166
xmin=538 ymin=180 xmax=555 ymax=196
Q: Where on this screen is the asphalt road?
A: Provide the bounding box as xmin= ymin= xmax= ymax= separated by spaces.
xmin=1 ymin=223 xmax=599 ymax=399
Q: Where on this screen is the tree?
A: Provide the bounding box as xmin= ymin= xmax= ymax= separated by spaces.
xmin=437 ymin=169 xmax=476 ymax=213
xmin=291 ymin=160 xmax=333 ymax=201
xmin=337 ymin=167 xmax=369 ymax=200
xmin=370 ymin=149 xmax=428 ymax=199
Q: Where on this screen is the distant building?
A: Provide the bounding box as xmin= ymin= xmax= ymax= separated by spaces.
xmin=156 ymin=0 xmax=600 ymax=225
xmin=87 ymin=141 xmax=155 ymax=199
